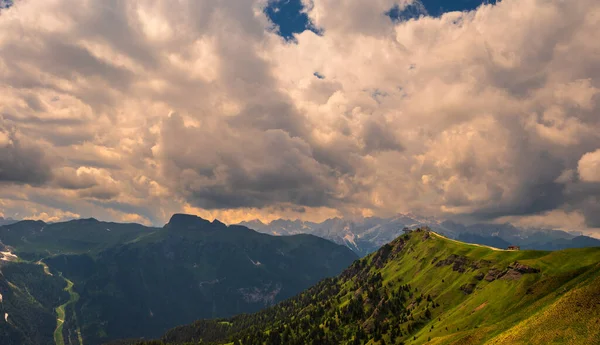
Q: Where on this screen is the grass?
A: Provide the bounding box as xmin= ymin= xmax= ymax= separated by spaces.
xmin=221 ymin=230 xmax=598 ymax=345
xmin=53 ymin=276 xmax=81 ymax=345
xmin=71 ymin=229 xmax=600 ymax=345
xmin=374 ymin=232 xmax=600 ymax=345
xmin=285 ymin=231 xmax=600 ymax=345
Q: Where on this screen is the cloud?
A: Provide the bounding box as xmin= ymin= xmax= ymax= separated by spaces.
xmin=156 ymin=113 xmax=337 ymax=209
xmin=53 ymin=167 xmax=100 ymax=190
xmin=24 ymin=211 xmax=81 ymax=223
xmin=578 ymin=149 xmax=600 ymax=182
xmin=0 ymin=120 xmax=52 ymax=185
xmin=0 ymin=0 xmax=599 ymax=234
xmin=53 ymin=166 xmax=121 ymax=201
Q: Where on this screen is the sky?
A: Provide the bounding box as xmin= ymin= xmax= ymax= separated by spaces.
xmin=0 ymin=0 xmax=599 ymax=235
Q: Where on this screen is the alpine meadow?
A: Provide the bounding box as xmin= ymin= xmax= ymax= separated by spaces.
xmin=1 ymin=0 xmax=600 ymax=344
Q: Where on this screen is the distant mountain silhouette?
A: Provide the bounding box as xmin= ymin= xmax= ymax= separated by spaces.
xmin=241 ymin=215 xmax=600 ymax=254
xmin=0 ymin=214 xmax=357 ymax=345
xmin=0 ymin=217 xmax=18 ymax=227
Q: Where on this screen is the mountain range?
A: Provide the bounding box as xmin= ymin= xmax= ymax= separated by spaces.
xmin=240 ymin=215 xmax=600 ymax=256
xmin=0 ymin=214 xmax=357 ymax=345
xmin=239 ymin=215 xmax=443 ymax=256
xmin=122 ymin=228 xmax=600 ymax=345
xmin=0 ymin=217 xmax=18 ymax=227
xmin=1 ymin=213 xmax=599 ymax=345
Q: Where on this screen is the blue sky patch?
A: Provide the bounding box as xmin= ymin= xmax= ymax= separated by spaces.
xmin=420 ymin=0 xmax=496 ymax=17
xmin=264 ymin=0 xmax=497 ymax=37
xmin=386 ymin=2 xmax=428 ymax=22
xmin=388 ymin=0 xmax=497 ymax=21
xmin=0 ymin=0 xmax=14 ymax=9
xmin=264 ymin=0 xmax=320 ymax=40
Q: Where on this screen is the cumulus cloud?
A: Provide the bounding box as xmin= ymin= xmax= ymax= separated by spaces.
xmin=578 ymin=149 xmax=600 ymax=182
xmin=156 ymin=113 xmax=340 ymax=209
xmin=54 ymin=166 xmax=121 ymax=200
xmin=0 ymin=0 xmax=599 ymax=233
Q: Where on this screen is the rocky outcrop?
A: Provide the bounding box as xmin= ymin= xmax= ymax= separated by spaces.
xmin=500 ymin=262 xmax=540 ymax=280
xmin=238 ymin=283 xmax=282 ymax=305
xmin=371 ymin=237 xmax=407 ymax=269
xmin=485 ymin=262 xmax=540 ymax=281
xmin=435 ymin=254 xmax=484 ymax=273
xmin=372 ymin=244 xmax=394 ymax=269
xmin=485 ymin=268 xmax=502 ymax=282
xmin=509 ymin=262 xmax=540 ymax=274
xmin=460 ymin=283 xmax=476 ymax=294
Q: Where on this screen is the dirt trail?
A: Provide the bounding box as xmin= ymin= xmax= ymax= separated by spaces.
xmin=431 ymin=231 xmax=508 ymax=251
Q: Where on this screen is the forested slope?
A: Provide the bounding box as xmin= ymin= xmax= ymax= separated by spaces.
xmin=123 ymin=229 xmax=600 ymax=345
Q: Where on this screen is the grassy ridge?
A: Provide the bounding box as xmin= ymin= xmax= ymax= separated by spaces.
xmin=393 ymin=233 xmax=600 ymax=344
xmin=131 ymin=229 xmax=600 ymax=345
xmin=0 ymin=219 xmax=157 ymax=260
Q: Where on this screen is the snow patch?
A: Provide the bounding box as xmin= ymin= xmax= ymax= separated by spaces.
xmin=343 ymin=233 xmax=357 ymax=248
xmin=249 ymin=258 xmax=262 ymax=266
xmin=0 ymin=251 xmax=18 ymax=262
xmin=199 ymin=278 xmax=223 ymax=287
xmin=238 ymin=283 xmax=282 ymax=305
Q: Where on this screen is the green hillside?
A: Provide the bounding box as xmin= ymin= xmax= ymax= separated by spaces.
xmin=0 ymin=219 xmax=157 ymax=260
xmin=127 ymin=228 xmax=600 ymax=345
xmin=1 ymin=214 xmax=357 ymax=345
xmin=0 ymin=261 xmax=70 ymax=345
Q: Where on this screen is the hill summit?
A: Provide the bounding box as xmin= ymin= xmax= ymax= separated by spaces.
xmin=129 ymin=228 xmax=600 ymax=345
xmin=0 ymin=214 xmax=358 ymax=345
xmin=164 ymin=213 xmax=213 ymax=229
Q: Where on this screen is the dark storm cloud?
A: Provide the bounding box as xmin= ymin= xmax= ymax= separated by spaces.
xmin=0 ymin=36 xmax=134 ymax=89
xmin=77 ymin=0 xmax=161 ymax=70
xmin=560 ymin=182 xmax=600 ymax=228
xmin=581 ymin=198 xmax=600 ymax=228
xmin=362 ymin=119 xmax=404 ymax=154
xmin=0 ymin=122 xmax=52 ymax=185
xmin=0 ymin=0 xmax=599 ymax=231
xmin=158 ymin=114 xmax=336 ymax=209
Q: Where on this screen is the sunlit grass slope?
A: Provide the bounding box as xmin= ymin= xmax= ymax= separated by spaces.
xmin=133 ymin=228 xmax=600 ymax=345
xmin=394 ymin=232 xmax=600 ymax=345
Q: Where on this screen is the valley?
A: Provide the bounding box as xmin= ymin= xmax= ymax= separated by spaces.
xmin=2 ymin=0 xmax=599 ymax=343
xmin=0 ymin=259 xmax=69 ymax=345
xmin=0 ymin=214 xmax=357 ymax=345
xmin=126 ymin=228 xmax=600 ymax=345
xmin=1 ymin=216 xmax=599 ymax=344
xmin=53 ymin=276 xmax=82 ymax=345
